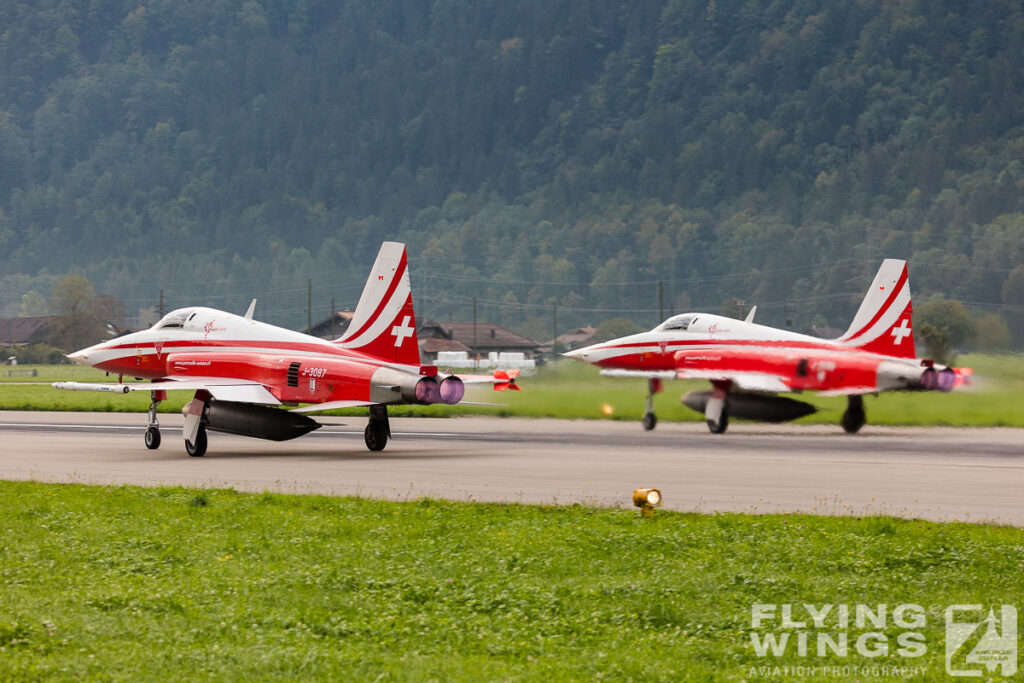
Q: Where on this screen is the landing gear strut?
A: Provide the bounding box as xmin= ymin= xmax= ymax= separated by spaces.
xmin=365 ymin=405 xmax=390 ymax=451
xmin=144 ymin=390 xmax=164 ymax=449
xmin=183 ymin=390 xmax=211 ymax=457
xmin=641 ymin=378 xmax=662 ymax=431
xmin=705 ymin=380 xmax=731 ymax=434
xmin=841 ymin=395 xmax=866 ymax=434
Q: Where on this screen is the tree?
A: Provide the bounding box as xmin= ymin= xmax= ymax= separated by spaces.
xmin=19 ymin=291 xmax=47 ymax=317
xmin=49 ymin=276 xmax=124 ymax=351
xmin=915 ymin=298 xmax=976 ymax=364
xmin=1002 ymin=266 xmax=1024 ymax=348
xmin=593 ymin=316 xmax=642 ymax=342
xmin=973 ymin=313 xmax=1011 ymax=353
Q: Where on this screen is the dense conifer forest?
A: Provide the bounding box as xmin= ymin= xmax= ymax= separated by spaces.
xmin=0 ymin=0 xmax=1021 ymax=343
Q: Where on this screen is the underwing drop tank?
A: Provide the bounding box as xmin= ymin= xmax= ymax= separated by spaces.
xmin=682 ymin=391 xmax=816 ymax=423
xmin=200 ymin=400 xmax=321 ymax=441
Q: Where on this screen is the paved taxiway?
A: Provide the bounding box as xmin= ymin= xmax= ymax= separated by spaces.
xmin=1 ymin=411 xmax=1022 ymax=525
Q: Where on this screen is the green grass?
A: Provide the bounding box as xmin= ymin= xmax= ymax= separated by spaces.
xmin=0 ymin=364 xmax=110 ymax=383
xmin=1 ymin=482 xmax=1022 ymax=680
xmin=1 ymin=354 xmax=1022 ymax=426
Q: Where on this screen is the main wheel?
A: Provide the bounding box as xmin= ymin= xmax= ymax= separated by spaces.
xmin=841 ymin=395 xmax=866 ymax=434
xmin=841 ymin=408 xmax=866 ymax=434
xmin=185 ymin=427 xmax=208 ymax=457
xmin=144 ymin=426 xmax=161 ymax=450
xmin=641 ymin=412 xmax=657 ymax=431
xmin=364 ymin=422 xmax=388 ymax=452
xmin=707 ymin=406 xmax=729 ymax=434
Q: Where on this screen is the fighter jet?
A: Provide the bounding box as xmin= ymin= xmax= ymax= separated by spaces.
xmin=55 ymin=242 xmax=518 ymax=455
xmin=565 ymin=259 xmax=970 ymax=434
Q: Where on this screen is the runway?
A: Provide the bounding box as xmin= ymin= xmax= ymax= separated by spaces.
xmin=1 ymin=411 xmax=1022 ymax=525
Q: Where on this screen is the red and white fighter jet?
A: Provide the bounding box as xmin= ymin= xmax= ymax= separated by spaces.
xmin=55 ymin=242 xmax=519 ymax=455
xmin=565 ymin=259 xmax=970 ymax=434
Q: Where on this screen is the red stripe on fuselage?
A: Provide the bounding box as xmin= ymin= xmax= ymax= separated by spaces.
xmin=89 ymin=338 xmax=419 ymax=379
xmin=590 ymin=337 xmax=905 ymax=371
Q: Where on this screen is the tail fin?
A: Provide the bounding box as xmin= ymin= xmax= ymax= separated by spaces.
xmin=836 ymin=259 xmax=915 ymax=358
xmin=335 ymin=242 xmax=421 ymax=365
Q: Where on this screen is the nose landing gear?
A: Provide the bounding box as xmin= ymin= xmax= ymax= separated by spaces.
xmin=144 ymin=389 xmax=165 ymax=450
xmin=641 ymin=378 xmax=662 ymax=431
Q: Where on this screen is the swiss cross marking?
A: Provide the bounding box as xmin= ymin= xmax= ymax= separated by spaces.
xmin=391 ymin=315 xmax=414 ymax=347
xmin=891 ymin=318 xmax=912 ymax=345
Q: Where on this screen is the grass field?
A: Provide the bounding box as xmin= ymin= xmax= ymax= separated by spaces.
xmin=0 ymin=354 xmax=1021 ymax=426
xmin=1 ymin=481 xmax=1022 ymax=680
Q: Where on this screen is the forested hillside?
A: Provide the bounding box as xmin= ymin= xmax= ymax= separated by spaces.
xmin=1 ymin=0 xmax=1022 ymax=343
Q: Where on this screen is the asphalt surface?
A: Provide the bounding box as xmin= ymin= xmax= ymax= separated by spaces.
xmin=1 ymin=411 xmax=1022 ymax=525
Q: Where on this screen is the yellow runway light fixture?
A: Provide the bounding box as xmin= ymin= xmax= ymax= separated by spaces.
xmin=633 ymin=488 xmax=662 ymax=517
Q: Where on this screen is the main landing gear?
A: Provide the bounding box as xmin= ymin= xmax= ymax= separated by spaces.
xmin=841 ymin=394 xmax=866 ymax=434
xmin=144 ymin=390 xmax=165 ymax=450
xmin=185 ymin=427 xmax=208 ymax=457
xmin=641 ymin=378 xmax=662 ymax=431
xmin=365 ymin=405 xmax=390 ymax=451
xmin=705 ymin=380 xmax=731 ymax=434
xmin=182 ymin=390 xmax=211 ymax=457
xmin=142 ymin=388 xmax=207 ymax=455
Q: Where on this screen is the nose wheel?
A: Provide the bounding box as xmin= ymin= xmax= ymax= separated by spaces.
xmin=144 ymin=390 xmax=163 ymax=449
xmin=641 ymin=378 xmax=662 ymax=431
xmin=365 ymin=405 xmax=390 ymax=451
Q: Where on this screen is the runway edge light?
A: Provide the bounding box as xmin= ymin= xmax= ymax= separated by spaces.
xmin=633 ymin=488 xmax=662 ymax=517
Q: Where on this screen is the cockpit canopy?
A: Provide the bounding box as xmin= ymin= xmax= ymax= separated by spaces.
xmin=152 ymin=308 xmax=198 ymax=330
xmin=659 ymin=314 xmax=698 ymax=331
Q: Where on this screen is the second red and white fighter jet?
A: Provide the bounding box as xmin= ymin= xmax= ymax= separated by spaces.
xmin=55 ymin=242 xmax=519 ymax=455
xmin=565 ymin=259 xmax=970 ymax=434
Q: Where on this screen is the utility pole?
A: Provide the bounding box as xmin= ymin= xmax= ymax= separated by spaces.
xmin=553 ymin=300 xmax=558 ymax=355
xmin=307 ymin=279 xmax=312 ymax=333
xmin=158 ymin=290 xmax=164 ymax=318
xmin=330 ymin=296 xmax=336 ymax=338
xmin=658 ymin=281 xmax=664 ymax=323
xmin=472 ymin=296 xmax=478 ymax=366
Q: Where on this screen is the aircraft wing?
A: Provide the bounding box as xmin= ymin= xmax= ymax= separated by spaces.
xmin=674 ymin=370 xmax=792 ymax=393
xmin=599 ymin=369 xmax=678 ymax=379
xmin=53 ymin=378 xmax=282 ymax=405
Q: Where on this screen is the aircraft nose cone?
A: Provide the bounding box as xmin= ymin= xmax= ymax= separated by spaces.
xmin=66 ymin=350 xmax=89 ymax=365
xmin=563 ymin=348 xmax=587 ymax=362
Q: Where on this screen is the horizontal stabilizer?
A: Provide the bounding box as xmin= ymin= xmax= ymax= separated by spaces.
xmin=817 ymin=386 xmax=880 ymax=397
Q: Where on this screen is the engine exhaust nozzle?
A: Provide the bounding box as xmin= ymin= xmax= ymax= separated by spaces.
xmin=439 ymin=376 xmax=465 ymax=404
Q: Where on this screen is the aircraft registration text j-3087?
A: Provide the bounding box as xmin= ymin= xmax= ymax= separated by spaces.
xmin=53 ymin=242 xmax=520 ymax=456
xmin=565 ymin=259 xmax=971 ymax=434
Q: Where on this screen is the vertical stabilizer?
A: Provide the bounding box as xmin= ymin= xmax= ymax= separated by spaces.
xmin=334 ymin=242 xmax=421 ymax=365
xmin=837 ymin=259 xmax=915 ymax=358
